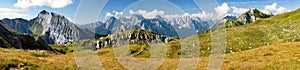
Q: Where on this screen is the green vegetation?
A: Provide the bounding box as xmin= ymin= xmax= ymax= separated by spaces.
xmin=0 ymin=37 xmax=14 ymax=48
xmin=225 ymin=19 xmax=244 ymax=28
xmin=96 ymin=40 xmax=181 ymax=58
xmin=49 ymin=42 xmax=73 ymax=54
xmin=165 ymin=39 xmax=181 ymax=58
xmin=3 ymin=42 xmax=299 ymax=69
xmin=189 ymin=8 xmax=300 ymax=56
xmin=29 ymin=23 xmax=43 ymax=35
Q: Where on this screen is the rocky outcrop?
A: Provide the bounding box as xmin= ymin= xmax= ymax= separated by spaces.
xmin=225 ymin=8 xmax=273 ymax=27
xmin=237 ymin=8 xmax=272 ymax=24
xmin=0 ymin=20 xmax=50 ymax=50
xmin=94 ymin=29 xmax=176 ymax=50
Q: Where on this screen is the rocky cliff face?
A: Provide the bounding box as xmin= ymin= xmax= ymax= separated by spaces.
xmin=30 ymin=10 xmax=79 ymax=44
xmin=0 ymin=20 xmax=50 ymax=50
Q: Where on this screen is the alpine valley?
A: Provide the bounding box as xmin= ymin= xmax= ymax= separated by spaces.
xmin=1 ymin=5 xmax=300 ymax=70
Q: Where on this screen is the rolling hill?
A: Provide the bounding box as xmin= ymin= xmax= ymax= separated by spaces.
xmin=186 ymin=8 xmax=300 ymax=56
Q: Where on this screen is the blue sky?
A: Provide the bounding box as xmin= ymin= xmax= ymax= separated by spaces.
xmin=1 ymin=0 xmax=300 ymax=24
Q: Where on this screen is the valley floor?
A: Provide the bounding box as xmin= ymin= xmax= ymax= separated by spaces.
xmin=1 ymin=42 xmax=300 ymax=70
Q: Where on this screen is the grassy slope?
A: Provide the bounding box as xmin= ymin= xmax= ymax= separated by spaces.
xmin=186 ymin=8 xmax=300 ymax=56
xmin=0 ymin=48 xmax=76 ymax=70
xmin=1 ymin=42 xmax=299 ymax=70
xmin=96 ymin=42 xmax=300 ymax=70
xmin=222 ymin=42 xmax=300 ymax=70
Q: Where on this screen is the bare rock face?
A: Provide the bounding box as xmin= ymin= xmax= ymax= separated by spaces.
xmin=0 ymin=20 xmax=50 ymax=50
xmin=30 ymin=10 xmax=79 ymax=44
xmin=1 ymin=10 xmax=97 ymax=44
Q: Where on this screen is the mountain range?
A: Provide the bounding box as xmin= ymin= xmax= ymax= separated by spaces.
xmin=0 ymin=8 xmax=270 ymax=46
xmin=78 ymin=14 xmax=212 ymax=38
xmin=79 ymin=9 xmax=270 ymax=39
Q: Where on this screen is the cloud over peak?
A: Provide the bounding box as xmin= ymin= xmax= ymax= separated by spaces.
xmin=219 ymin=3 xmax=290 ymax=16
xmin=215 ymin=3 xmax=230 ymax=18
xmin=103 ymin=2 xmax=291 ymax=21
xmin=129 ymin=9 xmax=165 ymax=19
xmin=231 ymin=7 xmax=248 ymax=15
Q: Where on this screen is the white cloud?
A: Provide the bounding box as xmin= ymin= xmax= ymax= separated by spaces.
xmin=231 ymin=7 xmax=248 ymax=15
xmin=105 ymin=12 xmax=113 ymax=19
xmin=214 ymin=3 xmax=230 ymax=18
xmin=14 ymin=0 xmax=73 ymax=9
xmin=262 ymin=3 xmax=290 ymax=14
xmin=105 ymin=11 xmax=124 ymax=19
xmin=165 ymin=3 xmax=231 ymax=20
xmin=190 ymin=12 xmax=214 ymax=20
xmin=100 ymin=2 xmax=292 ymax=21
xmin=0 ymin=8 xmax=31 ymax=20
xmin=129 ymin=9 xmax=164 ymax=19
xmin=112 ymin=11 xmax=123 ymax=17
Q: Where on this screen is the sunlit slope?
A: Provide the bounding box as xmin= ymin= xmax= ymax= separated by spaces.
xmin=0 ymin=48 xmax=76 ymax=70
xmin=184 ymin=8 xmax=300 ymax=56
xmin=96 ymin=43 xmax=300 ymax=70
xmin=222 ymin=42 xmax=300 ymax=69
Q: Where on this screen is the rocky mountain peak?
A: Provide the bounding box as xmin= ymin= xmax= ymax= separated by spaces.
xmin=30 ymin=10 xmax=80 ymax=44
xmin=225 ymin=8 xmax=272 ymax=28
xmin=39 ymin=10 xmax=50 ymax=15
xmin=237 ymin=8 xmax=272 ymax=23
